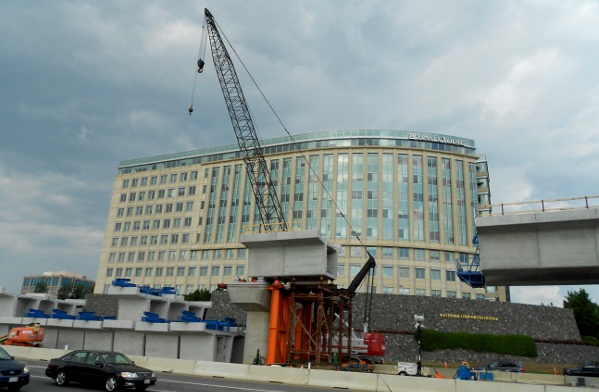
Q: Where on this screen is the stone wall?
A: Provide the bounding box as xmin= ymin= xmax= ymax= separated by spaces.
xmin=85 ymin=290 xmax=596 ymax=364
xmin=352 ymin=294 xmax=580 ymax=340
xmin=351 ymin=294 xmax=590 ymax=364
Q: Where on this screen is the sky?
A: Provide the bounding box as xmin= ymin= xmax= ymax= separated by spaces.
xmin=1 ymin=1 xmax=598 ymax=306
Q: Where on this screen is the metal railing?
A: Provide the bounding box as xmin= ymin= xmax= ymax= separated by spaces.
xmin=478 ymin=195 xmax=599 ymax=217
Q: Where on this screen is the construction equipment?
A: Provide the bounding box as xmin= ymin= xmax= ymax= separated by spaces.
xmin=193 ymin=8 xmax=382 ymax=367
xmin=0 ymin=323 xmax=44 ymax=347
xmin=196 ymin=8 xmax=286 ymax=233
xmin=457 ymin=234 xmax=485 ymax=288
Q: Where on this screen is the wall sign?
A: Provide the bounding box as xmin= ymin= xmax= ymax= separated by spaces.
xmin=408 ymin=133 xmax=466 ymax=147
xmin=439 ymin=313 xmax=499 ymax=321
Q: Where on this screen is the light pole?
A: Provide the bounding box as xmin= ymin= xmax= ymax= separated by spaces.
xmin=414 ymin=315 xmax=425 ymax=376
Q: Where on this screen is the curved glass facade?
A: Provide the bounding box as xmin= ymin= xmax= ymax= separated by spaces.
xmin=96 ymin=130 xmax=504 ymax=301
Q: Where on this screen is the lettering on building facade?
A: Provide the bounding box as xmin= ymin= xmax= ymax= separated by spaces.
xmin=439 ymin=313 xmax=499 ymax=321
xmin=408 ymin=133 xmax=467 ymax=147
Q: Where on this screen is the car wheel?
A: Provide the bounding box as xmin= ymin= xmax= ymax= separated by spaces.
xmin=105 ymin=375 xmax=119 ymax=392
xmin=55 ymin=370 xmax=68 ymax=386
xmin=399 ymin=371 xmax=408 ymax=376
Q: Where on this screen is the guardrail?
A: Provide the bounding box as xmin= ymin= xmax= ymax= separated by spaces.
xmin=478 ymin=195 xmax=599 ymax=217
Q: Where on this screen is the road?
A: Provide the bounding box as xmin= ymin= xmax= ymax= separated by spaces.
xmin=23 ymin=359 xmax=351 ymax=392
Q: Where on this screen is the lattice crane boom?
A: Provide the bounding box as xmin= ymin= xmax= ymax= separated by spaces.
xmin=200 ymin=8 xmax=287 ymax=232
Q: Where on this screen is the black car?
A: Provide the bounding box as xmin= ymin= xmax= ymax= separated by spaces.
xmin=474 ymin=360 xmax=525 ymax=372
xmin=0 ymin=346 xmax=29 ymax=391
xmin=564 ymin=362 xmax=599 ymax=377
xmin=45 ymin=350 xmax=156 ymax=392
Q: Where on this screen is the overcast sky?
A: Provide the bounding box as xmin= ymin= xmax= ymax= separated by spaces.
xmin=1 ymin=1 xmax=598 ymax=306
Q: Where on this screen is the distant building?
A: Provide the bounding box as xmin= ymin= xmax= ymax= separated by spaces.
xmin=21 ymin=271 xmax=95 ymax=296
xmin=94 ymin=129 xmax=507 ymax=301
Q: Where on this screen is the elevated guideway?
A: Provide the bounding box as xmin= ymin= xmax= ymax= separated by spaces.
xmin=476 ymin=196 xmax=599 ymax=286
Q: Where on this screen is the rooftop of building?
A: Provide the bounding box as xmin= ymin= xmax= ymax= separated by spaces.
xmin=118 ymin=129 xmax=477 ymax=174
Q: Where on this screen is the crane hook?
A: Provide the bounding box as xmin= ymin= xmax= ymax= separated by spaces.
xmin=188 ymin=105 xmax=194 ymax=115
xmin=197 ymin=59 xmax=205 ymax=73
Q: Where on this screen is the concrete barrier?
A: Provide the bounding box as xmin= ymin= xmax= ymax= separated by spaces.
xmin=247 ymin=365 xmax=310 ymax=385
xmin=457 ymin=379 xmax=545 ymax=392
xmin=3 ymin=345 xmax=67 ymax=361
xmin=308 ymin=368 xmax=379 ymax=391
xmin=146 ymin=356 xmax=196 ymax=374
xmin=193 ymin=359 xmax=250 ymax=380
xmin=379 ymin=374 xmax=456 ymax=392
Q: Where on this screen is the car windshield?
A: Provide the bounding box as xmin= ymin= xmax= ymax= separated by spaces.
xmin=0 ymin=348 xmax=12 ymax=360
xmin=101 ymin=352 xmax=134 ymax=365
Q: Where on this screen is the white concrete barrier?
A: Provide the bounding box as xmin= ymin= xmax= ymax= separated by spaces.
xmin=4 ymin=345 xmax=67 ymax=361
xmin=147 ymin=356 xmax=196 ymax=374
xmin=193 ymin=360 xmax=250 ymax=380
xmin=378 ymin=374 xmax=456 ymax=392
xmin=247 ymin=365 xmax=309 ymax=386
xmin=457 ymin=379 xmax=545 ymax=392
xmin=308 ymin=368 xmax=379 ymax=391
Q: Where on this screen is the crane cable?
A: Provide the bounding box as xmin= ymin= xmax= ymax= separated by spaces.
xmin=190 ymin=14 xmax=372 ymax=260
xmin=189 ymin=17 xmax=209 ymax=115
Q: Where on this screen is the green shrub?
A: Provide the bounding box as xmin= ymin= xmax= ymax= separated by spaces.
xmin=582 ymin=336 xmax=599 ymax=345
xmin=420 ymin=329 xmax=537 ymax=357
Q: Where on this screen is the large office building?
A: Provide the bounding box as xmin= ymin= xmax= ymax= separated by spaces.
xmin=21 ymin=271 xmax=95 ymax=296
xmin=94 ymin=129 xmax=506 ymax=301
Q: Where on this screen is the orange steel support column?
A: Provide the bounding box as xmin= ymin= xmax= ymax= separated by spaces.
xmin=267 ymin=280 xmax=291 ymax=364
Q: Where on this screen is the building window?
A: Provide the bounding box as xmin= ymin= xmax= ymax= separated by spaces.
xmin=211 ymin=266 xmax=220 ymax=276
xmin=166 ymin=267 xmax=174 ymax=277
xmin=399 ymin=287 xmax=409 ymax=295
xmin=236 ymin=265 xmax=245 ymax=277
xmin=399 ymin=248 xmax=409 ymax=259
xmin=224 ymin=266 xmax=232 ymax=276
xmin=382 ymin=247 xmax=393 ymax=258
xmin=382 ymin=286 xmax=393 ymax=294
xmin=200 ymin=267 xmax=208 ymax=276
xmin=337 ymin=264 xmax=345 ymax=276
xmin=106 ymin=268 xmax=113 ymax=277
xmin=350 ymin=264 xmax=361 ymax=276
xmin=156 ymin=267 xmax=163 ymax=277
xmin=414 ymin=249 xmax=425 ymax=260
xmin=145 ymin=268 xmax=153 ymax=277
xmin=399 ymin=267 xmax=409 ymax=278
xmin=177 ymin=267 xmax=185 ymax=277
xmin=462 ymin=292 xmax=471 ymax=299
xmin=415 ymin=288 xmax=426 ymax=296
xmin=125 ymin=268 xmax=132 ymax=277
xmin=430 ymin=269 xmax=441 ymax=280
xmin=188 ymin=267 xmax=196 ymax=276
xmin=431 ymin=289 xmax=442 ymax=297
xmin=446 ymin=270 xmax=456 ymax=281
xmin=415 ymin=268 xmax=425 ymax=279
xmin=382 ymin=266 xmax=393 ymax=278
xmin=447 ymin=290 xmax=457 ymax=298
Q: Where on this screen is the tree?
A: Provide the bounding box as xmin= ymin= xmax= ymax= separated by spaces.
xmin=34 ymin=282 xmax=48 ymax=293
xmin=563 ymin=288 xmax=599 ymax=339
xmin=57 ymin=283 xmax=92 ymax=300
xmin=184 ymin=288 xmax=211 ymax=301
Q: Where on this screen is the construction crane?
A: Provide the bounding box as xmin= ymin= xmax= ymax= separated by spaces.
xmin=192 ymin=8 xmax=381 ymax=366
xmin=194 ymin=8 xmax=286 ymax=233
